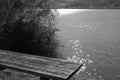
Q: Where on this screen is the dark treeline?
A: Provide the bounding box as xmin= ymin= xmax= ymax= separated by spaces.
xmin=0 ymin=0 xmax=61 ymax=58
xmin=50 ymin=0 xmax=120 ymax=8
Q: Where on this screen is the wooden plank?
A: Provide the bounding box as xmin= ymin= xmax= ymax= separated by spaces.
xmin=0 ymin=49 xmax=83 ymax=80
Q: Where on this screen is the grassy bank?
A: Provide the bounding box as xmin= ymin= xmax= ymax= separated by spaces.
xmin=0 ymin=69 xmax=98 ymax=80
xmin=0 ymin=69 xmax=40 ymax=80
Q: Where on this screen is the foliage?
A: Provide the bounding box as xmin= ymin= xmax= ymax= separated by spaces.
xmin=0 ymin=0 xmax=60 ymax=58
xmin=50 ymin=0 xmax=120 ymax=8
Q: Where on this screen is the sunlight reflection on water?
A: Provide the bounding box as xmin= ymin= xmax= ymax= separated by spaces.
xmin=66 ymin=39 xmax=104 ymax=80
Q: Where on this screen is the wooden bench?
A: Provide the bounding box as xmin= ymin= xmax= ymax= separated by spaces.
xmin=0 ymin=49 xmax=83 ymax=80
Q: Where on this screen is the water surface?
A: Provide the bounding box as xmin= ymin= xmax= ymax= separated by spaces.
xmin=57 ymin=9 xmax=120 ymax=80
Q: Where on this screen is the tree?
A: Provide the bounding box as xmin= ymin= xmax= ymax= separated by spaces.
xmin=0 ymin=0 xmax=60 ymax=58
xmin=0 ymin=1 xmax=62 ymax=80
xmin=0 ymin=1 xmax=61 ymax=80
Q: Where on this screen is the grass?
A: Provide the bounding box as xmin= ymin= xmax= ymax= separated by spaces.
xmin=0 ymin=69 xmax=101 ymax=80
xmin=0 ymin=69 xmax=40 ymax=80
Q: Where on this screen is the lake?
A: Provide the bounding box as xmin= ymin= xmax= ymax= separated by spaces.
xmin=56 ymin=9 xmax=120 ymax=80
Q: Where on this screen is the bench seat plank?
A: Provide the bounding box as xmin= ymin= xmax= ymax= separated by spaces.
xmin=0 ymin=50 xmax=83 ymax=80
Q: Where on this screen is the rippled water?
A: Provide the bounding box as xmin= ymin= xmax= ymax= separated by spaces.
xmin=63 ymin=39 xmax=120 ymax=80
xmin=57 ymin=10 xmax=120 ymax=80
xmin=65 ymin=40 xmax=104 ymax=80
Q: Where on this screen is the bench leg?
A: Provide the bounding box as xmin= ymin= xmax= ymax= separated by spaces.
xmin=40 ymin=77 xmax=50 ymax=80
